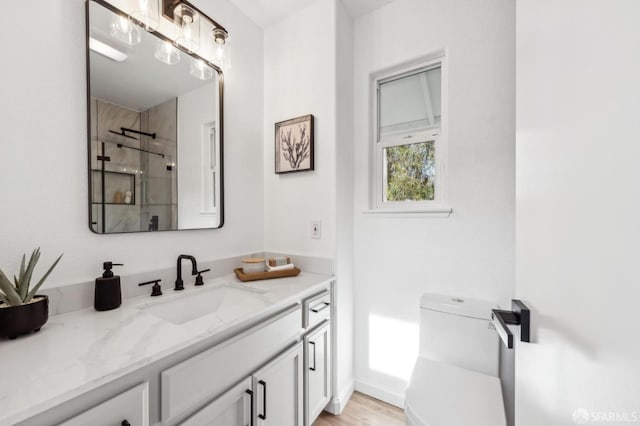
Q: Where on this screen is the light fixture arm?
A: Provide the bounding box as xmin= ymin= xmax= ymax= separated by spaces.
xmin=161 ymin=0 xmax=227 ymax=34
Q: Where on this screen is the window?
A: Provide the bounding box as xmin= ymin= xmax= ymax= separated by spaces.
xmin=201 ymin=122 xmax=219 ymax=215
xmin=372 ymin=57 xmax=449 ymax=213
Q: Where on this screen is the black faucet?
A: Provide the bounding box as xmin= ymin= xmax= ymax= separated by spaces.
xmin=175 ymin=255 xmax=198 ymax=291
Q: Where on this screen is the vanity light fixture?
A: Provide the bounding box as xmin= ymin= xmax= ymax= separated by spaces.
xmin=212 ymin=28 xmax=230 ymax=69
xmin=104 ymin=0 xmax=229 ymax=69
xmin=89 ymin=37 xmax=128 ymax=62
xmin=154 ymin=39 xmax=181 ymax=64
xmin=129 ymin=0 xmax=160 ymax=32
xmin=174 ymin=4 xmax=200 ymax=53
xmin=109 ymin=15 xmax=141 ymax=45
xmin=161 ymin=0 xmax=229 ymax=69
xmin=189 ymin=58 xmax=213 ymax=80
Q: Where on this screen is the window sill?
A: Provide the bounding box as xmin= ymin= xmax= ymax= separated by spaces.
xmin=362 ymin=206 xmax=453 ymax=218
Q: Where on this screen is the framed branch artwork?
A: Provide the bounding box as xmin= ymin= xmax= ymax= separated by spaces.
xmin=275 ymin=114 xmax=314 ymax=174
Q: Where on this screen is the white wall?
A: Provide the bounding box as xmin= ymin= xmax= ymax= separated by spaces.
xmin=334 ymin=0 xmax=356 ymax=409
xmin=352 ymin=0 xmax=515 ymax=405
xmin=516 ymin=1 xmax=640 ymax=424
xmin=263 ymin=0 xmax=356 ymax=410
xmin=0 ymin=0 xmax=264 ymax=287
xmin=263 ymin=0 xmax=337 ymax=259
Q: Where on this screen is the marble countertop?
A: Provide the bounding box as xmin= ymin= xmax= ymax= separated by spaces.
xmin=0 ymin=272 xmax=332 ymax=426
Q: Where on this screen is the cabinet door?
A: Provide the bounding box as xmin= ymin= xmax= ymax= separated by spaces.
xmin=58 ymin=382 xmax=148 ymax=426
xmin=181 ymin=377 xmax=252 ymax=426
xmin=253 ymin=342 xmax=303 ymax=426
xmin=304 ymin=321 xmax=331 ymax=426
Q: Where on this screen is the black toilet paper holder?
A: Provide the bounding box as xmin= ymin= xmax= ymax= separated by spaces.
xmin=491 ymin=300 xmax=530 ymax=349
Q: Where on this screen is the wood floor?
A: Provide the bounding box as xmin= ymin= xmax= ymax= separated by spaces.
xmin=313 ymin=392 xmax=405 ymax=426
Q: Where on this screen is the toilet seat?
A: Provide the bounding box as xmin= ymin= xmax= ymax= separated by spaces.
xmin=405 ymin=357 xmax=506 ymax=426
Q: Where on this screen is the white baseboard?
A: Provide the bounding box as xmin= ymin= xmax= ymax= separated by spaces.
xmin=354 ymin=380 xmax=405 ymax=409
xmin=325 ymin=381 xmax=354 ymax=414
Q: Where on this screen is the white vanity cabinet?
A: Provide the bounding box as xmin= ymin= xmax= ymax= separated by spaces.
xmin=304 ymin=321 xmax=331 ymax=426
xmin=58 ymin=382 xmax=149 ymax=426
xmin=13 ymin=280 xmax=333 ymax=426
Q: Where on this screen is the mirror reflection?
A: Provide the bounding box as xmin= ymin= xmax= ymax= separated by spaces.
xmin=88 ymin=0 xmax=223 ymax=233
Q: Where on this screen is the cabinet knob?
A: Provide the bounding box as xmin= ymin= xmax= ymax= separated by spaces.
xmin=121 ymin=421 xmax=131 ymax=426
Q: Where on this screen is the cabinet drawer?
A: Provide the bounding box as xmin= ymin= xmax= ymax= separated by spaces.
xmin=303 ymin=290 xmax=331 ymax=330
xmin=162 ymin=305 xmax=301 ymax=424
xmin=58 ymin=382 xmax=149 ymax=426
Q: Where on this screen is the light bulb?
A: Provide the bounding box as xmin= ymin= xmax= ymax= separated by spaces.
xmin=175 ymin=4 xmax=200 ymax=53
xmin=212 ymin=28 xmax=227 ymax=46
xmin=211 ymin=28 xmax=230 ymax=69
xmin=154 ymin=40 xmax=181 ymax=65
xmin=110 ymin=15 xmax=141 ymax=45
xmin=190 ymin=57 xmax=213 ymax=80
xmin=131 ymin=0 xmax=159 ymax=32
xmin=118 ymin=16 xmax=129 ymax=32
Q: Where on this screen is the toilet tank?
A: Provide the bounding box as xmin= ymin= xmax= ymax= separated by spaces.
xmin=419 ymin=293 xmax=500 ymax=377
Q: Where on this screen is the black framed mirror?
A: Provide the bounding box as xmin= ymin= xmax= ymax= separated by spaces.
xmin=86 ymin=0 xmax=224 ymax=233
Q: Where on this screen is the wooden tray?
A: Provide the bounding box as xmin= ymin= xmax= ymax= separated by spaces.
xmin=234 ymin=267 xmax=301 ymax=282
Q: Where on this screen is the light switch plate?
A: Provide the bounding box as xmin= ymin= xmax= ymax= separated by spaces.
xmin=311 ymin=221 xmax=322 ymax=239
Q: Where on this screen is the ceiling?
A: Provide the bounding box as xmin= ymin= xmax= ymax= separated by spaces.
xmin=341 ymin=0 xmax=397 ymax=19
xmin=229 ymin=0 xmax=396 ymax=28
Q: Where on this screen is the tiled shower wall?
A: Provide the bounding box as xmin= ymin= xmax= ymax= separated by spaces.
xmin=141 ymin=98 xmax=178 ymax=231
xmin=90 ymin=97 xmax=177 ymax=233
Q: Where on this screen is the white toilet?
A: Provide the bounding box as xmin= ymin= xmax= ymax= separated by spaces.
xmin=405 ymin=293 xmax=506 ymax=426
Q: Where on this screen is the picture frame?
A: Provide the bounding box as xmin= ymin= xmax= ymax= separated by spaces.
xmin=275 ymin=114 xmax=314 ymax=174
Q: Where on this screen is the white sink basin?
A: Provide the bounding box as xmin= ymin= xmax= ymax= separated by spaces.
xmin=139 ymin=283 xmax=268 ymax=325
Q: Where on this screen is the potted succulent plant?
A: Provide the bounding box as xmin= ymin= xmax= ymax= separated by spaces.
xmin=0 ymin=248 xmax=63 ymax=339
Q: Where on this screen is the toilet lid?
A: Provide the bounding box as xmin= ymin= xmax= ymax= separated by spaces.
xmin=405 ymin=357 xmax=506 ymax=426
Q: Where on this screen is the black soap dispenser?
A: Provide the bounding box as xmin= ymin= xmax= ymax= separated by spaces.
xmin=95 ymin=262 xmax=123 ymax=311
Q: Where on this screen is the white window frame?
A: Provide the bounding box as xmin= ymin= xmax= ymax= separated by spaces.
xmin=368 ymin=54 xmax=451 ymax=216
xmin=200 ymin=121 xmax=219 ymax=216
